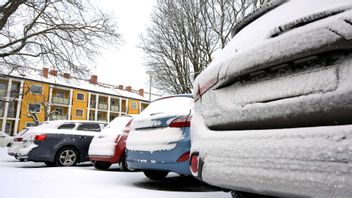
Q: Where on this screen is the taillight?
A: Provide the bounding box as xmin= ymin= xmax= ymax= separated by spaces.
xmin=169 ymin=116 xmax=192 ymax=128
xmin=122 ymin=120 xmax=133 ymax=136
xmin=176 ymin=151 xmax=190 ymax=162
xmin=190 ymin=153 xmax=199 ymax=175
xmin=115 ymin=135 xmax=121 ymax=143
xmin=34 ymin=134 xmax=47 ymax=141
xmin=13 ymin=137 xmax=23 ymax=142
xmin=194 ymin=77 xmax=217 ymax=102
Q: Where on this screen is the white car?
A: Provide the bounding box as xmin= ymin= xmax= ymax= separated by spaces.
xmin=191 ymin=0 xmax=352 ymax=198
xmin=88 ymin=116 xmax=132 ymax=170
xmin=0 ymin=133 xmax=11 ymax=147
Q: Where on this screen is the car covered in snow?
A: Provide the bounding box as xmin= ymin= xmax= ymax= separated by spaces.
xmin=12 ymin=120 xmax=105 ymax=166
xmin=7 ymin=128 xmax=31 ymax=159
xmin=88 ymin=116 xmax=132 ymax=170
xmin=126 ymin=94 xmax=193 ymax=180
xmin=0 ymin=132 xmax=11 ymax=147
xmin=191 ymin=0 xmax=352 ymax=197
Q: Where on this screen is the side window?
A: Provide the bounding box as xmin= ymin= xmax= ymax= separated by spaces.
xmin=30 ymin=84 xmax=43 ymax=94
xmin=58 ymin=124 xmax=76 ymax=130
xmin=77 ymin=123 xmax=101 ymax=132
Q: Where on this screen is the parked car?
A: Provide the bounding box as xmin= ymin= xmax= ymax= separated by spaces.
xmin=12 ymin=120 xmax=105 ymax=166
xmin=88 ymin=116 xmax=132 ymax=170
xmin=126 ymin=94 xmax=193 ymax=180
xmin=191 ymin=0 xmax=352 ymax=198
xmin=7 ymin=128 xmax=31 ymax=160
xmin=0 ymin=132 xmax=11 ymax=147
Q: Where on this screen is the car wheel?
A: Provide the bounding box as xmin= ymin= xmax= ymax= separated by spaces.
xmin=119 ymin=154 xmax=130 ymax=171
xmin=143 ymin=170 xmax=169 ymax=180
xmin=44 ymin=162 xmax=56 ymax=167
xmin=231 ymin=191 xmax=277 ymax=198
xmin=55 ymin=147 xmax=79 ymax=167
xmin=92 ymin=161 xmax=112 ymax=170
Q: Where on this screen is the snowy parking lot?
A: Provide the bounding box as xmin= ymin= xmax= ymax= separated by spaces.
xmin=0 ymin=148 xmax=230 ymax=198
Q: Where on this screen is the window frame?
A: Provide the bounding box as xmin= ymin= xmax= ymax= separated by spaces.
xmin=76 ymin=92 xmax=85 ymax=101
xmin=130 ymin=101 xmax=138 ymax=110
xmin=30 ymin=84 xmax=43 ymax=95
xmin=75 ymin=109 xmax=84 ymax=118
xmin=28 ymin=103 xmax=41 ymax=113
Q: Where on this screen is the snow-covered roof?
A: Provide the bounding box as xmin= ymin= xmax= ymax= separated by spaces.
xmin=4 ymin=67 xmax=149 ymax=102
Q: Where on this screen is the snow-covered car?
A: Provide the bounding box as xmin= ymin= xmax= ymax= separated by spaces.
xmin=0 ymin=132 xmax=11 ymax=147
xmin=126 ymin=94 xmax=193 ymax=180
xmin=13 ymin=120 xmax=105 ymax=166
xmin=191 ymin=0 xmax=352 ymax=198
xmin=7 ymin=128 xmax=31 ymax=159
xmin=88 ymin=116 xmax=132 ymax=170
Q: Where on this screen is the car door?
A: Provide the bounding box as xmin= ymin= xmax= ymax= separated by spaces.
xmin=76 ymin=123 xmax=102 ymax=161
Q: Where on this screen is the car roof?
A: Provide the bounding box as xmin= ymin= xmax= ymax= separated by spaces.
xmin=152 ymin=94 xmax=193 ymax=103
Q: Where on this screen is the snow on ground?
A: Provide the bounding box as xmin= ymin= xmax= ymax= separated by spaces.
xmin=0 ymin=148 xmax=230 ymax=198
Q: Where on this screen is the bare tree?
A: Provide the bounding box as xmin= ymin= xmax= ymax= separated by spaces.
xmin=0 ymin=0 xmax=120 ymax=77
xmin=141 ymin=0 xmax=265 ymax=94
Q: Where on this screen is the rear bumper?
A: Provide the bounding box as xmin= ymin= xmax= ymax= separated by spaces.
xmin=191 ymin=111 xmax=352 ymax=198
xmin=126 ymin=141 xmax=192 ymax=175
xmin=127 ymin=158 xmax=191 ymax=175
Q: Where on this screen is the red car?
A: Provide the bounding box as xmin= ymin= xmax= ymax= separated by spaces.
xmin=88 ymin=116 xmax=132 ymax=170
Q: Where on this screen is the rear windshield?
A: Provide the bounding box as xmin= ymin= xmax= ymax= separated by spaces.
xmin=141 ymin=96 xmax=193 ymax=116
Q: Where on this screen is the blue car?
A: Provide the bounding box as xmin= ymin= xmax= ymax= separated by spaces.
xmin=126 ymin=94 xmax=193 ymax=180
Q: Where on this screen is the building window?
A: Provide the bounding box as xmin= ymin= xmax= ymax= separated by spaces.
xmin=131 ymin=101 xmax=137 ymax=110
xmin=77 ymin=93 xmax=85 ymax=101
xmin=75 ymin=109 xmax=84 ymax=117
xmin=26 ymin=122 xmax=36 ymax=127
xmin=28 ymin=103 xmax=41 ymax=113
xmin=0 ymin=82 xmax=7 ymax=97
xmin=30 ymin=84 xmax=43 ymax=94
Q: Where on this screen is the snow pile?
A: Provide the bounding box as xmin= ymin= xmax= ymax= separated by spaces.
xmin=127 ymin=127 xmax=184 ymax=152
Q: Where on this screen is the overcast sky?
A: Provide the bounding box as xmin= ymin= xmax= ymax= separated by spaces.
xmin=92 ymin=0 xmax=156 ymax=93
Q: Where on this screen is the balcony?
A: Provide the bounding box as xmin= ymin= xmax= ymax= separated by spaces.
xmin=110 ymin=105 xmax=119 ymax=112
xmin=52 ymin=97 xmax=69 ymax=105
xmin=98 ymin=103 xmax=108 ymax=110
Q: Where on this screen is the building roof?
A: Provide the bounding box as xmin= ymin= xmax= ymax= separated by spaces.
xmin=3 ymin=66 xmax=149 ymax=102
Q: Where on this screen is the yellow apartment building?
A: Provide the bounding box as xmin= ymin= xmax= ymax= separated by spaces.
xmin=0 ymin=68 xmax=149 ymax=136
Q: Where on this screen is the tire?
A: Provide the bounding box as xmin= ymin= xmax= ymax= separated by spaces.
xmin=143 ymin=170 xmax=169 ymax=180
xmin=119 ymin=154 xmax=130 ymax=171
xmin=231 ymin=191 xmax=277 ymax=198
xmin=55 ymin=147 xmax=79 ymax=167
xmin=92 ymin=161 xmax=112 ymax=170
